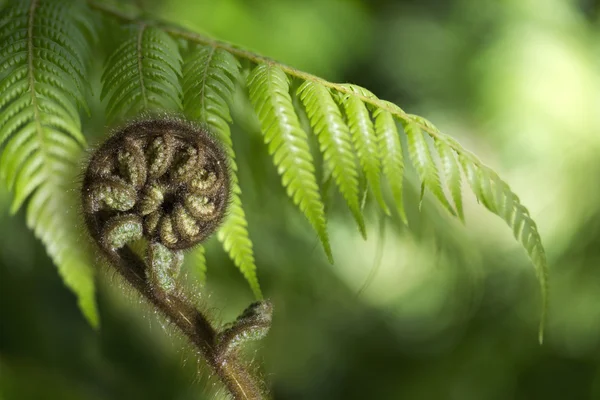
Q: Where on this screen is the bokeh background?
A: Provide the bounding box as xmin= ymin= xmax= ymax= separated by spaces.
xmin=2 ymin=0 xmax=600 ymax=398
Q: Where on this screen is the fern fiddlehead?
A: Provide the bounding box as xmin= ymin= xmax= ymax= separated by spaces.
xmin=81 ymin=117 xmax=271 ymax=400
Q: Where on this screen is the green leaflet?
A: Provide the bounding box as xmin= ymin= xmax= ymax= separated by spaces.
xmin=404 ymin=121 xmax=456 ymax=216
xmin=247 ymin=64 xmax=332 ymax=262
xmin=297 ymin=81 xmax=365 ymax=238
xmin=373 ymin=107 xmax=407 ymax=224
xmin=182 ymin=44 xmax=262 ymax=299
xmin=0 ymin=0 xmax=98 ymax=326
xmin=337 ymin=91 xmax=390 ymax=216
xmin=101 ymin=24 xmax=182 ymax=123
xmin=435 ymin=140 xmax=464 ymax=221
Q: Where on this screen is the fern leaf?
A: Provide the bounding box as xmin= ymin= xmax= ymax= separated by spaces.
xmin=404 ymin=121 xmax=456 ymax=216
xmin=101 ymin=24 xmax=182 ymax=122
xmin=0 ymin=0 xmax=98 ymax=326
xmin=373 ymin=106 xmax=407 ymax=224
xmin=247 ymin=64 xmax=332 ymax=262
xmin=297 ymin=81 xmax=365 ymax=238
xmin=182 ymin=44 xmax=262 ymax=298
xmin=404 ymin=114 xmax=547 ymax=341
xmin=459 ymin=152 xmax=547 ymax=341
xmin=435 ymin=140 xmax=464 ymax=221
xmin=337 ymin=91 xmax=389 ymax=216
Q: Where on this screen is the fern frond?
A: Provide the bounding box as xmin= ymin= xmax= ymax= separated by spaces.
xmin=182 ymin=44 xmax=262 ymax=298
xmin=247 ymin=64 xmax=332 ymax=262
xmin=337 ymin=91 xmax=390 ymax=216
xmin=373 ymin=107 xmax=407 ymax=224
xmin=404 ymin=121 xmax=456 ymax=216
xmin=101 ymin=23 xmax=182 ymax=123
xmin=461 ymin=151 xmax=547 ymax=341
xmin=0 ymin=0 xmax=98 ymax=326
xmin=403 ymin=114 xmax=547 ymax=341
xmin=297 ymin=81 xmax=365 ymax=237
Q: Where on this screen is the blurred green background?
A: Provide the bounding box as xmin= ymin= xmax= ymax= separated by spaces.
xmin=2 ymin=0 xmax=600 ymax=398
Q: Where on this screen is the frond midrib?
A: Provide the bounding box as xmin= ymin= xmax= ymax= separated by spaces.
xmin=136 ymin=23 xmax=148 ymax=108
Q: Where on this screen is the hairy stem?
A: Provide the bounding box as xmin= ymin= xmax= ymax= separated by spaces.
xmin=82 ymin=118 xmax=271 ymax=399
xmin=93 ymin=227 xmax=267 ymax=399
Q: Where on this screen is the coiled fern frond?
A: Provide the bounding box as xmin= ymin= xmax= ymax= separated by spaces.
xmin=0 ymin=0 xmax=548 ymax=341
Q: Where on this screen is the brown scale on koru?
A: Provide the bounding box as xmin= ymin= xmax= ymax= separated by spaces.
xmin=82 ymin=118 xmax=230 ymax=255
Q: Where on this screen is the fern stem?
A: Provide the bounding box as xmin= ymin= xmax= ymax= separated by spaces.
xmin=82 ymin=118 xmax=270 ymax=399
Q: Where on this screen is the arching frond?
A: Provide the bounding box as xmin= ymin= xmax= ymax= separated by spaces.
xmin=405 ymin=113 xmax=547 ymax=341
xmin=247 ymin=64 xmax=332 ymax=262
xmin=101 ymin=23 xmax=182 ymax=123
xmin=1 ymin=0 xmax=549 ymax=340
xmin=182 ymin=44 xmax=262 ymax=299
xmin=0 ymin=0 xmax=98 ymax=326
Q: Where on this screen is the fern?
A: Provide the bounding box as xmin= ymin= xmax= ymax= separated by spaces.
xmin=182 ymin=44 xmax=262 ymax=298
xmin=247 ymin=64 xmax=332 ymax=262
xmin=0 ymin=0 xmax=549 ymax=341
xmin=101 ymin=23 xmax=182 ymax=122
xmin=435 ymin=139 xmax=464 ymax=221
xmin=0 ymin=0 xmax=98 ymax=325
xmin=373 ymin=107 xmax=407 ymax=223
xmin=297 ymin=81 xmax=365 ymax=237
xmin=337 ymin=89 xmax=390 ymax=216
xmin=404 ymin=121 xmax=456 ymax=215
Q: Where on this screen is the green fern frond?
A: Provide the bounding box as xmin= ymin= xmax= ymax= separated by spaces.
xmin=373 ymin=107 xmax=407 ymax=224
xmin=182 ymin=44 xmax=262 ymax=299
xmin=402 ymin=114 xmax=547 ymax=341
xmin=0 ymin=0 xmax=98 ymax=326
xmin=404 ymin=121 xmax=456 ymax=216
xmin=337 ymin=91 xmax=390 ymax=217
xmin=247 ymin=64 xmax=332 ymax=262
xmin=297 ymin=81 xmax=365 ymax=237
xmin=101 ymin=23 xmax=182 ymax=123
